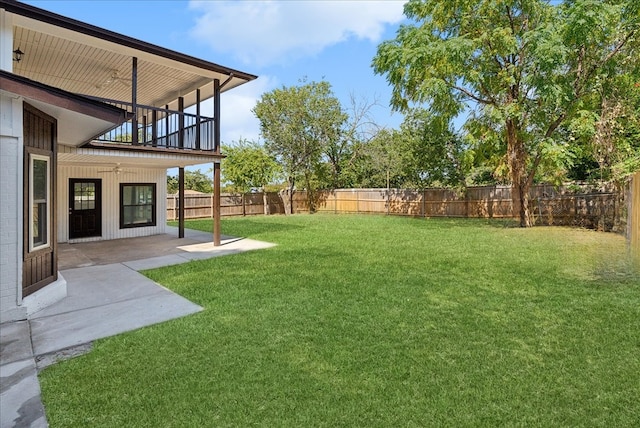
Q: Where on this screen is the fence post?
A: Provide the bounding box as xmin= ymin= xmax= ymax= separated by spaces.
xmin=465 ymin=186 xmax=469 ymax=218
xmin=174 ymin=194 xmax=178 ymax=221
xmin=386 ymin=188 xmax=390 ymax=216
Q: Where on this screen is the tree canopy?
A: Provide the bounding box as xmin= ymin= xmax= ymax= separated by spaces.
xmin=167 ymin=169 xmax=213 ymax=194
xmin=222 ymin=139 xmax=280 ymax=193
xmin=253 ymin=79 xmax=347 ymax=212
xmin=373 ymin=0 xmax=640 ymax=226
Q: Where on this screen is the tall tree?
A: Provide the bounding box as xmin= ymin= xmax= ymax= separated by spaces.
xmin=399 ymin=108 xmax=469 ymax=188
xmin=325 ymin=93 xmax=383 ymax=189
xmin=356 ymin=110 xmax=468 ymax=189
xmin=566 ymin=74 xmax=640 ymax=182
xmin=167 ymin=175 xmax=179 ymax=194
xmin=357 ymin=128 xmax=407 ymax=188
xmin=373 ymin=0 xmax=639 ymax=226
xmin=253 ymin=79 xmax=347 ymax=213
xmin=222 ymin=139 xmax=281 ymax=215
xmin=167 ymin=170 xmax=213 ymax=194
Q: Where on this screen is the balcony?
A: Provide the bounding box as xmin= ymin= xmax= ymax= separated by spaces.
xmin=87 ymin=97 xmax=217 ymax=152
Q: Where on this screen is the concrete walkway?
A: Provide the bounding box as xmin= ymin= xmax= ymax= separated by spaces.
xmin=0 ymin=229 xmax=275 ymax=428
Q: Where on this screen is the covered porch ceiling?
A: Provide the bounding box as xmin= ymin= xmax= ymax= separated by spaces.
xmin=4 ymin=0 xmax=257 ymax=112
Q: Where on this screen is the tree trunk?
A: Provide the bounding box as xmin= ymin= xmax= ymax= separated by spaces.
xmin=506 ymin=119 xmax=532 ymax=227
xmin=289 ymin=179 xmax=295 ymax=214
xmin=279 ymin=176 xmax=295 ymax=215
xmin=512 ymin=178 xmax=531 ymax=227
xmin=262 ymin=187 xmax=270 ymax=216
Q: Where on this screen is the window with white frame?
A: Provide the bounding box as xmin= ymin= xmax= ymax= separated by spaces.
xmin=30 ymin=154 xmax=50 ymax=251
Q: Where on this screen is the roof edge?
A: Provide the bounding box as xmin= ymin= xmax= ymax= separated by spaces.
xmin=0 ymin=69 xmax=131 ymax=123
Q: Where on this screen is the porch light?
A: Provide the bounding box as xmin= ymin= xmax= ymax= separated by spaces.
xmin=13 ymin=48 xmax=24 ymax=62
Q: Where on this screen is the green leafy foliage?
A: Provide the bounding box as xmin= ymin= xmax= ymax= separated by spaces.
xmin=356 ymin=109 xmax=469 ymax=188
xmin=253 ymin=79 xmax=347 ymax=211
xmin=166 ymin=170 xmax=213 ymax=194
xmin=221 ymin=139 xmax=281 ymax=193
xmin=373 ymin=0 xmax=640 ymax=225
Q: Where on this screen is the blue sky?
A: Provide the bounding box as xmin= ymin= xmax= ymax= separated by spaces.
xmin=26 ymin=0 xmax=409 ymax=147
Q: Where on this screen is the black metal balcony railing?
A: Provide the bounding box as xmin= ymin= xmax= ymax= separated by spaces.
xmin=88 ymin=97 xmax=216 ymax=151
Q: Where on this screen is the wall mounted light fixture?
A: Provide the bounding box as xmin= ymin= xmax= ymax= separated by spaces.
xmin=13 ymin=48 xmax=24 ymax=62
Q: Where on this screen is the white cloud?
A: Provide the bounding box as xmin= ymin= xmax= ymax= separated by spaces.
xmin=188 ymin=0 xmax=406 ymax=66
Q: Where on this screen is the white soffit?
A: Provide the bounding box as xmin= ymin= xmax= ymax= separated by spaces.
xmin=25 ymin=97 xmax=116 ymax=146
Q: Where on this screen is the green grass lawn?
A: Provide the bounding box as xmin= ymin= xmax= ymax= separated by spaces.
xmin=39 ymin=215 xmax=639 ymax=427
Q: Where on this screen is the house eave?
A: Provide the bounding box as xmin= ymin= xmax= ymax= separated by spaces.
xmin=0 ymin=70 xmax=130 ymax=122
xmin=0 ymin=70 xmax=130 ymax=145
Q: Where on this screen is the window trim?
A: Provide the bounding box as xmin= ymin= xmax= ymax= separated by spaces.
xmin=119 ymin=183 xmax=157 ymax=229
xmin=29 ymin=153 xmax=51 ymax=252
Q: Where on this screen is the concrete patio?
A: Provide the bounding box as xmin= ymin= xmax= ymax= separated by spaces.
xmin=0 ymin=227 xmax=275 ymax=428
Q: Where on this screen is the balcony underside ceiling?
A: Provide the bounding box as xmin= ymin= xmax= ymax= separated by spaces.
xmin=9 ymin=7 xmax=256 ymax=112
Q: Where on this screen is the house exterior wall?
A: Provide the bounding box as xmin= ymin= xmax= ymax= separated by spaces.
xmin=0 ymin=95 xmax=26 ymax=323
xmin=57 ymin=163 xmax=167 ymax=243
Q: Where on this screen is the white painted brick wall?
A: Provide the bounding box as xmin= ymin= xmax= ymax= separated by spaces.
xmin=0 ymin=135 xmax=23 ymax=322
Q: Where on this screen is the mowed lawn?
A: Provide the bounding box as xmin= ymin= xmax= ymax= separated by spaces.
xmin=40 ymin=215 xmax=639 ymax=427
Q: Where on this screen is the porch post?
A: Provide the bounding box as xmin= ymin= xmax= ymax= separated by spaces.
xmin=141 ymin=114 xmax=147 ymax=144
xmin=213 ymin=78 xmax=221 ymax=245
xmin=178 ymin=96 xmax=184 ymax=149
xmin=131 ymin=57 xmax=138 ymax=145
xmin=151 ymin=109 xmax=157 ymax=147
xmin=165 ymin=104 xmax=170 ymax=148
xmin=196 ymin=88 xmax=201 ymax=150
xmin=214 ymin=161 xmax=221 ymax=246
xmin=178 ymin=167 xmax=185 ymax=238
xmin=214 ymin=79 xmax=220 ymax=154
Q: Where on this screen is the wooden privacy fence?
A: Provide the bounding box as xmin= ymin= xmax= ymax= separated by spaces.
xmin=168 ymin=184 xmax=627 ymax=232
xmin=294 ymin=185 xmax=626 ymax=231
xmin=167 ymin=192 xmax=283 ymax=220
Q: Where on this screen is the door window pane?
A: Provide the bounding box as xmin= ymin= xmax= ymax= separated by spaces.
xmin=74 ymin=182 xmax=97 ymax=210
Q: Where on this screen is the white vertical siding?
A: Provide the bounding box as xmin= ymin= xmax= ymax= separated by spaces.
xmin=57 ymin=165 xmax=167 ymax=243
